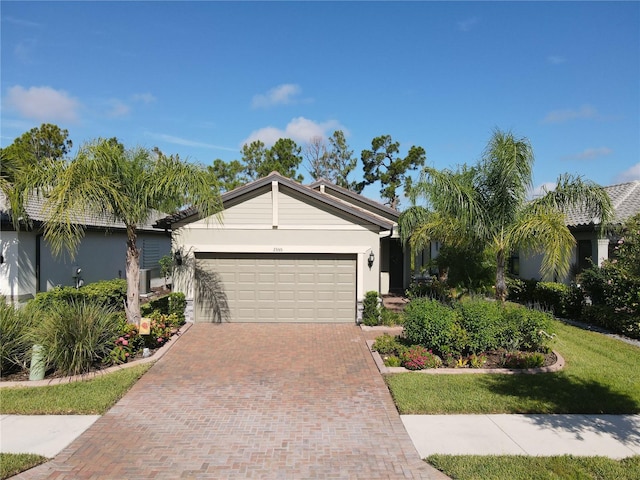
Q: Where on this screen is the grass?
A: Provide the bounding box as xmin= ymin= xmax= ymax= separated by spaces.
xmin=0 ymin=453 xmax=49 ymax=480
xmin=386 ymin=320 xmax=640 ymax=414
xmin=427 ymin=454 xmax=640 ymax=480
xmin=0 ymin=363 xmax=151 ymax=414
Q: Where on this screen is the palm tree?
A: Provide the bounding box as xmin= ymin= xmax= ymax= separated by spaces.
xmin=403 ymin=129 xmax=613 ymax=301
xmin=13 ymin=139 xmax=222 ymax=325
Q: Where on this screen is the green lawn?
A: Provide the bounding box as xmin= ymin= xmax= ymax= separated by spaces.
xmin=0 ymin=453 xmax=48 ymax=480
xmin=427 ymin=454 xmax=640 ymax=480
xmin=0 ymin=363 xmax=151 ymax=415
xmin=386 ymin=320 xmax=640 ymax=414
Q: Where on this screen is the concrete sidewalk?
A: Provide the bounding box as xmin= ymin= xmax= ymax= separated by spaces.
xmin=402 ymin=414 xmax=640 ymax=459
xmin=0 ymin=415 xmax=100 ymax=458
xmin=2 ymin=414 xmax=639 ymax=459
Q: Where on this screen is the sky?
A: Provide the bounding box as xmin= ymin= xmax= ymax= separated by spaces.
xmin=1 ymin=1 xmax=639 ymax=205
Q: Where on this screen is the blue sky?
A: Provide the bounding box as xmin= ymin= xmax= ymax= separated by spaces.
xmin=1 ymin=1 xmax=639 ymax=204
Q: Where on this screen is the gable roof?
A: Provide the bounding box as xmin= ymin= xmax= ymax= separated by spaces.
xmin=155 ymin=172 xmax=398 ymax=230
xmin=566 ymin=181 xmax=640 ymax=227
xmin=308 ymin=178 xmax=399 ymax=223
xmin=0 ymin=190 xmax=165 ymax=232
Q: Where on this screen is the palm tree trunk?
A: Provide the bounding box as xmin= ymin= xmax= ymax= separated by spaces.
xmin=495 ymin=248 xmax=507 ymax=302
xmin=125 ymin=225 xmax=141 ymax=325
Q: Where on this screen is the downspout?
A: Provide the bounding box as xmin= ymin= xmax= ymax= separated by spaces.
xmin=35 ymin=233 xmax=43 ymax=293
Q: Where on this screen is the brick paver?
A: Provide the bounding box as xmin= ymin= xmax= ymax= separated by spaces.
xmin=15 ymin=324 xmax=446 ymax=479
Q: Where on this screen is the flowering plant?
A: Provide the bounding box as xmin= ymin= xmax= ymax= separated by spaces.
xmin=400 ymin=345 xmax=442 ymax=370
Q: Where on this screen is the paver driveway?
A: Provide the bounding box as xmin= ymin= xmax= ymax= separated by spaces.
xmin=15 ymin=324 xmax=446 ymax=479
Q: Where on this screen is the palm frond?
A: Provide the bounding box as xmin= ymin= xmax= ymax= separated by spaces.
xmin=531 ymin=174 xmax=614 ymax=230
xmin=507 ymin=210 xmax=575 ymax=280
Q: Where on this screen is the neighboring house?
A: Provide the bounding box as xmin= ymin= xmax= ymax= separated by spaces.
xmin=155 ymin=172 xmax=408 ymax=324
xmin=0 ymin=192 xmax=170 ymax=303
xmin=518 ymin=180 xmax=640 ymax=283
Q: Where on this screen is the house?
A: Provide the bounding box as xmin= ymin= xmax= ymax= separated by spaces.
xmin=517 ymin=180 xmax=640 ymax=283
xmin=0 ymin=191 xmax=171 ymax=303
xmin=155 ymin=172 xmax=408 ymax=323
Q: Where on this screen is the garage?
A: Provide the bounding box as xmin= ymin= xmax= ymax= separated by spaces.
xmin=159 ymin=172 xmax=401 ymax=324
xmin=195 ymin=253 xmax=357 ymax=323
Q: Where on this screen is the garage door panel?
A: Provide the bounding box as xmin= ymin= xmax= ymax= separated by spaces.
xmin=196 ymin=253 xmax=356 ymax=323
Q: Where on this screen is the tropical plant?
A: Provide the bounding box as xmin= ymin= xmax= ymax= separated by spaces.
xmin=29 ymin=300 xmax=122 ymax=376
xmin=0 ymin=302 xmax=33 ymax=375
xmin=403 ymin=129 xmax=613 ymax=301
xmin=9 ymin=139 xmax=222 ymax=325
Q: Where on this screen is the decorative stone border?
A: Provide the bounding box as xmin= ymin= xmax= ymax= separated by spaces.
xmin=0 ymin=322 xmax=192 ymax=389
xmin=366 ymin=339 xmax=565 ymax=375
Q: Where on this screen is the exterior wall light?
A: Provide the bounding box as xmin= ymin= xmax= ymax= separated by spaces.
xmin=368 ymin=251 xmax=375 ymax=268
xmin=174 ymin=250 xmax=183 ymax=266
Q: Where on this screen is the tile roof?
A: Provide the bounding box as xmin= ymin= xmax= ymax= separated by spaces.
xmin=0 ymin=190 xmax=165 ymax=231
xmin=565 ymin=181 xmax=640 ymax=227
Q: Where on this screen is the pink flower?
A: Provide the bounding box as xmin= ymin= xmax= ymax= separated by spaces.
xmin=122 ymin=339 xmax=128 ymax=346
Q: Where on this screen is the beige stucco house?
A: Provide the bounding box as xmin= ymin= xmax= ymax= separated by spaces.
xmin=156 ymin=172 xmax=406 ymax=323
xmin=0 ymin=192 xmax=170 ymax=303
xmin=517 ymin=180 xmax=640 ymax=282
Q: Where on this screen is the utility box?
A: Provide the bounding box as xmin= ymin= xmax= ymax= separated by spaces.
xmin=139 ymin=269 xmax=151 ymax=295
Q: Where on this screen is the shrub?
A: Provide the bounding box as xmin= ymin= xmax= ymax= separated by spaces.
xmin=371 ymin=333 xmax=402 ymax=355
xmin=403 ymin=298 xmax=460 ymax=355
xmin=501 ymin=351 xmax=545 ymax=369
xmin=380 ymin=307 xmax=403 ymax=326
xmin=502 ymin=302 xmax=553 ymax=352
xmin=362 ymin=291 xmax=380 ymax=326
xmin=383 ymin=355 xmax=402 ymax=367
xmin=534 ymin=282 xmax=569 ymax=316
xmin=0 ymin=302 xmax=33 ymax=374
xmin=400 ymin=345 xmax=442 ymax=370
xmin=455 ymin=298 xmax=503 ymax=354
xmin=27 ymin=279 xmax=127 ymax=312
xmin=141 ymin=292 xmax=187 ymax=322
xmin=29 ymin=300 xmax=122 ymax=376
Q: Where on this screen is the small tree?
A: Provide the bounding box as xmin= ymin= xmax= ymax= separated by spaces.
xmin=14 ymin=139 xmax=222 ymax=325
xmin=358 ymin=135 xmax=426 ymax=209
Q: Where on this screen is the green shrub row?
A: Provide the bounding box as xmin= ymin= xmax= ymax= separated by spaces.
xmin=403 ymin=297 xmax=553 ymax=356
xmin=26 ymin=278 xmax=128 ymax=312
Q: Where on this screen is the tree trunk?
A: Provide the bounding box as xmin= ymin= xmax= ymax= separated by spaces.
xmin=124 ymin=225 xmax=141 ymax=325
xmin=495 ymin=248 xmax=507 ymax=303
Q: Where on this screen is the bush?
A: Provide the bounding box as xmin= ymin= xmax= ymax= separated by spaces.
xmin=371 ymin=333 xmax=402 ymax=355
xmin=141 ymin=292 xmax=187 ymax=322
xmin=0 ymin=302 xmax=33 ymax=375
xmin=400 ymin=345 xmax=442 ymax=370
xmin=362 ymin=291 xmax=380 ymax=326
xmin=403 ymin=298 xmax=461 ymax=355
xmin=454 ymin=298 xmax=503 ymax=354
xmin=501 ymin=351 xmax=545 ymax=369
xmin=534 ymin=282 xmax=569 ymax=316
xmin=502 ymin=302 xmax=553 ymax=352
xmin=27 ymin=279 xmax=127 ymax=312
xmin=29 ymin=300 xmax=122 ymax=376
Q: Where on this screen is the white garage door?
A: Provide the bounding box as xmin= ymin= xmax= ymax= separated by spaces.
xmin=195 ymin=253 xmax=357 ymax=323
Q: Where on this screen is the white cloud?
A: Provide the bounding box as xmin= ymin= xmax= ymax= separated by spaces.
xmin=528 ymin=182 xmax=556 ymax=200
xmin=147 ymin=132 xmax=237 ymax=152
xmin=457 ymin=17 xmax=479 ymax=32
xmin=542 ymin=105 xmax=599 ymax=124
xmin=5 ymin=85 xmax=81 ymax=123
xmin=615 ymin=163 xmax=640 ymax=183
xmin=242 ymin=117 xmax=344 ymax=147
xmin=547 ymin=55 xmax=566 ymax=65
xmin=132 ymin=93 xmax=156 ymax=104
xmin=251 ymin=84 xmax=302 ymax=108
xmin=4 ymin=16 xmax=41 ymax=28
xmin=562 ymin=147 xmax=613 ymax=161
xmin=106 ymin=99 xmax=131 ymax=118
